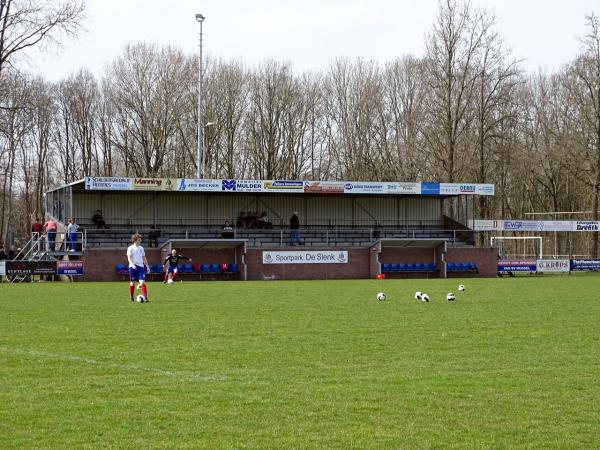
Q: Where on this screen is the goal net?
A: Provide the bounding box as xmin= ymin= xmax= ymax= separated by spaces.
xmin=491 ymin=236 xmax=543 ymax=260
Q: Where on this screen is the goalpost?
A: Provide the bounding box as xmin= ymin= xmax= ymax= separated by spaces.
xmin=491 ymin=236 xmax=543 ymax=259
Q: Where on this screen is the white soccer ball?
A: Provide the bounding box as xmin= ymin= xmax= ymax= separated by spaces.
xmin=167 ymin=278 xmax=173 ymax=284
xmin=376 ymin=292 xmax=386 ymax=301
xmin=447 ymin=292 xmax=456 ymax=301
xmin=136 ymin=294 xmax=145 ymax=303
xmin=458 ymin=284 xmax=465 ymax=292
xmin=415 ymin=291 xmax=422 ymax=301
xmin=421 ymin=293 xmax=430 ymax=302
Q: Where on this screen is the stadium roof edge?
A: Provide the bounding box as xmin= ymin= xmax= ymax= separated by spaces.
xmin=44 ymin=177 xmax=495 ymax=197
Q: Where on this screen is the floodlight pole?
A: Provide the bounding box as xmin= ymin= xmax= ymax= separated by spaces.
xmin=195 ymin=13 xmax=205 ymax=179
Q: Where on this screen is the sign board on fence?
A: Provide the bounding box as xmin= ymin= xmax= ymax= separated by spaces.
xmin=536 ymin=259 xmax=570 ymax=273
xmin=263 ymin=251 xmax=348 ymax=264
xmin=0 ymin=261 xmax=5 ymax=276
xmin=57 ymin=261 xmax=85 ymax=275
xmin=570 ymin=259 xmax=600 ymax=271
xmin=497 ymin=260 xmax=537 ymax=272
xmin=6 ymin=261 xmax=57 ymax=276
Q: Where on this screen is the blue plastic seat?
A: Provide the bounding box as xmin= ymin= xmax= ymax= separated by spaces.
xmin=154 ymin=263 xmax=163 ymax=273
xmin=422 ymin=263 xmax=431 ymax=272
xmin=201 ymin=263 xmax=211 ymax=273
xmin=470 ymin=261 xmax=478 ymax=271
xmin=229 ymin=263 xmax=239 ymax=273
xmin=382 ymin=263 xmax=391 ymax=273
xmin=415 ymin=263 xmax=423 ymax=271
xmin=211 ymin=263 xmax=220 ymax=273
xmin=461 ymin=262 xmax=470 ymax=272
xmin=431 ymin=263 xmax=438 ymax=271
xmin=398 ymin=263 xmax=407 ymax=272
xmin=115 ymin=264 xmax=127 ymax=274
xmin=407 ymin=263 xmax=415 ymax=272
xmin=390 ymin=263 xmax=399 ymax=272
xmin=447 ymin=262 xmax=456 ymax=272
xmin=185 ymin=263 xmax=193 ymax=273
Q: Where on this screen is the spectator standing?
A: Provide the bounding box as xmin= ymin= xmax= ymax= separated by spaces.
xmin=0 ymin=244 xmax=5 ymax=282
xmin=92 ymin=209 xmax=109 ymax=229
xmin=289 ymin=212 xmax=302 ymax=246
xmin=44 ymin=217 xmax=57 ymax=252
xmin=148 ymin=226 xmax=160 ymax=247
xmin=67 ymin=218 xmax=80 ymax=252
xmin=221 ymin=221 xmax=235 ymax=239
xmin=31 ymin=218 xmax=43 ymax=235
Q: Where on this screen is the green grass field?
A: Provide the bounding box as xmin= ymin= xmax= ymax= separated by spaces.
xmin=1 ymin=276 xmax=599 ymax=449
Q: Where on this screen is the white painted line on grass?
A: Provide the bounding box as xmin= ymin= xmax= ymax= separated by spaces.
xmin=0 ymin=346 xmax=226 ymax=382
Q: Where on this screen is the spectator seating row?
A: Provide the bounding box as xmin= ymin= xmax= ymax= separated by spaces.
xmin=447 ymin=261 xmax=478 ymax=273
xmin=115 ymin=263 xmax=239 ymax=275
xmin=382 ymin=262 xmax=438 ymax=273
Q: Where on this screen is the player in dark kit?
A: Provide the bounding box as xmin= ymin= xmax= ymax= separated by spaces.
xmin=163 ymin=249 xmax=192 ymax=283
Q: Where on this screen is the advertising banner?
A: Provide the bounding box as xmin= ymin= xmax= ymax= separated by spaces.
xmin=497 ymin=260 xmax=537 ymax=272
xmin=57 ymin=261 xmax=85 ymax=275
xmin=262 ymin=250 xmax=348 ymax=264
xmin=386 ymin=182 xmax=421 ymax=194
xmin=439 ymin=183 xmax=461 ymax=195
xmin=574 ymin=221 xmax=600 ymax=232
xmin=132 ymin=178 xmax=176 ymax=191
xmin=420 ymin=182 xmax=440 ymax=195
xmin=220 ymin=179 xmax=264 ymax=192
xmin=177 ymin=179 xmax=221 ymax=192
xmin=303 ymin=181 xmax=345 ymax=194
xmin=570 ymin=259 xmax=600 ymax=271
xmin=502 ymin=220 xmax=543 ymax=232
xmin=536 ymin=259 xmax=570 ymax=273
xmin=344 ymin=182 xmax=386 ymax=194
xmin=85 ymin=177 xmax=132 ymax=191
xmin=471 ymin=220 xmax=504 ymax=231
xmin=0 ymin=261 xmax=4 ymax=276
xmin=6 ymin=261 xmax=57 ymax=276
xmin=263 ymin=180 xmax=304 ymax=193
xmin=475 ymin=184 xmax=495 ymax=195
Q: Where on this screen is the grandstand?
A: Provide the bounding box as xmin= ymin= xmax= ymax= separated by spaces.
xmin=24 ymin=177 xmax=498 ymax=281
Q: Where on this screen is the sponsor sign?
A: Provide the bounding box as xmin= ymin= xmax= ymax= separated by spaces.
xmin=570 ymin=259 xmax=600 ymax=271
xmin=0 ymin=261 xmax=4 ymax=276
xmin=57 ymin=261 xmax=85 ymax=275
xmin=344 ymin=182 xmax=386 ymax=194
xmin=536 ymin=259 xmax=570 ymax=273
xmin=497 ymin=259 xmax=537 ymax=272
xmin=439 ymin=183 xmax=494 ymax=196
xmin=575 ymin=221 xmax=600 ymax=232
xmin=84 ymin=177 xmax=132 ymax=191
xmin=304 ymin=181 xmax=344 ymax=194
xmin=440 ymin=183 xmax=461 ymax=195
xmin=132 ymin=178 xmax=176 ymax=191
xmin=177 ymin=179 xmax=221 ymax=192
xmin=471 ymin=220 xmax=504 ymax=231
xmin=475 ymin=184 xmax=495 ymax=195
xmin=220 ymin=179 xmax=264 ymax=192
xmin=263 ymin=180 xmax=304 ymax=192
xmin=503 ymin=220 xmax=543 ymax=231
xmin=420 ymin=182 xmax=440 ymax=195
xmin=543 ymin=221 xmax=573 ymax=232
xmin=6 ymin=261 xmax=57 ymax=276
xmin=386 ymin=182 xmax=421 ymax=194
xmin=262 ymin=250 xmax=348 ymax=264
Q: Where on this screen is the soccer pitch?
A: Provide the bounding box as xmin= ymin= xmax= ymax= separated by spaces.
xmin=1 ymin=277 xmax=599 ymax=449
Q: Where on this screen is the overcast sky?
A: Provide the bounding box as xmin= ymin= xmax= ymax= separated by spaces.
xmin=27 ymin=0 xmax=599 ymax=82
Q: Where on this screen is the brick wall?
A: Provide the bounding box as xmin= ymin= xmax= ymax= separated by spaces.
xmin=83 ymin=247 xmax=243 ymax=281
xmin=246 ymin=248 xmax=370 ymax=280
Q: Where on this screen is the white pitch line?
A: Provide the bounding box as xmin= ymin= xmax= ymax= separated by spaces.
xmin=0 ymin=346 xmax=226 ymax=382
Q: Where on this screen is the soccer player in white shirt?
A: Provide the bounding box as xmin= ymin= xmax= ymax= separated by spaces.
xmin=126 ymin=233 xmax=150 ymax=302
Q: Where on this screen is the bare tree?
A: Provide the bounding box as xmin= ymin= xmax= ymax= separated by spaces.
xmin=0 ymin=0 xmax=85 ymax=78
